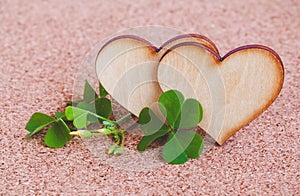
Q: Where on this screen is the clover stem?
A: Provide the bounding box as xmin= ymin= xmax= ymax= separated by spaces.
xmin=116 ymin=113 xmax=133 ymax=125
xmin=120 ymin=130 xmax=125 ymax=148
xmin=89 ymin=112 xmax=117 ymax=125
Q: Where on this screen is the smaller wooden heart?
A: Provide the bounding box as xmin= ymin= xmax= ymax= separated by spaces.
xmin=95 ymin=34 xmax=218 ymax=116
xmin=158 ymin=42 xmax=284 ymax=145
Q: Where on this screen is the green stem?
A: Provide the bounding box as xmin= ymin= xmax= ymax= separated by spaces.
xmin=87 ymin=111 xmax=116 ymax=125
xmin=120 ymin=130 xmax=125 ymax=148
xmin=90 ymin=129 xmax=122 ymax=136
xmin=70 ymin=128 xmax=124 ymax=138
xmin=116 ymin=113 xmax=132 ymax=125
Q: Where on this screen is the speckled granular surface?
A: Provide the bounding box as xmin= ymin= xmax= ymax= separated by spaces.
xmin=0 ymin=0 xmax=299 ymax=195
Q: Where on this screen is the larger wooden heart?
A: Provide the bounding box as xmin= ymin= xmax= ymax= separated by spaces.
xmin=158 ymin=42 xmax=284 ymax=144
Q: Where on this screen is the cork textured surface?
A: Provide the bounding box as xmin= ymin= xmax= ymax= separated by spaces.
xmin=0 ymin=0 xmax=299 ymax=194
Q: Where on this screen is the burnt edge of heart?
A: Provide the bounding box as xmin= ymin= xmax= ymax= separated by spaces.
xmin=96 ymin=33 xmax=220 ymax=58
xmin=95 ymin=33 xmax=285 ymax=145
xmin=160 ymin=41 xmax=284 ymax=67
xmin=97 ymin=34 xmax=158 ymax=53
xmin=159 ymin=33 xmax=219 ymax=54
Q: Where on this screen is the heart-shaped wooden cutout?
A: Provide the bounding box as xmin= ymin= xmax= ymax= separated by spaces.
xmin=158 ymin=42 xmax=284 ymax=145
xmin=96 ymin=34 xmax=218 ymax=116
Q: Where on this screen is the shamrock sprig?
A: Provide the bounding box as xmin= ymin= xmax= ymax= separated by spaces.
xmin=25 ymin=81 xmax=127 ymax=154
xmin=137 ymin=90 xmax=204 ymax=164
xmin=25 ymin=81 xmax=205 ymax=164
xmin=25 ymin=112 xmax=72 ymax=148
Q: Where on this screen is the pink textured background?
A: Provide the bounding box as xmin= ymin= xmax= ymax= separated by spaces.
xmin=0 ymin=0 xmax=299 ymax=194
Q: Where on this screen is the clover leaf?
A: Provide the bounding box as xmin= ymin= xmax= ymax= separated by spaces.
xmin=55 ymin=112 xmax=65 ymax=119
xmin=65 ymin=106 xmax=89 ymax=129
xmin=174 ymin=98 xmax=203 ymax=129
xmin=138 ymin=90 xmax=204 ymax=164
xmin=77 ymin=81 xmax=112 ymax=124
xmin=25 ymin=112 xmax=56 ymax=138
xmin=99 ymin=82 xmax=108 ymax=97
xmin=44 ymin=119 xmax=71 ymax=148
xmin=95 ymin=98 xmax=112 ymax=122
xmin=158 ymin=90 xmax=184 ymax=128
xmin=137 ymin=107 xmax=169 ymax=152
xmin=65 ymin=105 xmax=114 ymax=129
xmin=163 ymin=130 xmax=203 ymax=164
xmin=83 ymin=80 xmax=98 ymax=103
xmin=25 ymin=113 xmax=71 ymax=148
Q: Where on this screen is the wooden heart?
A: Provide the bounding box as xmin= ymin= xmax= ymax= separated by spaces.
xmin=95 ymin=34 xmax=218 ymax=116
xmin=158 ymin=42 xmax=284 ymax=145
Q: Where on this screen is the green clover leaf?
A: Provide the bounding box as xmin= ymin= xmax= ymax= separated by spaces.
xmin=175 ymin=98 xmax=203 ymax=129
xmin=138 ymin=90 xmax=204 ymax=164
xmin=99 ymin=82 xmax=108 ymax=97
xmin=163 ymin=130 xmax=203 ymax=164
xmin=158 ymin=90 xmax=184 ymax=128
xmin=83 ymin=80 xmax=98 ymax=103
xmin=25 ymin=113 xmax=56 ymax=138
xmin=65 ymin=105 xmax=114 ymax=129
xmin=44 ymin=119 xmax=71 ymax=148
